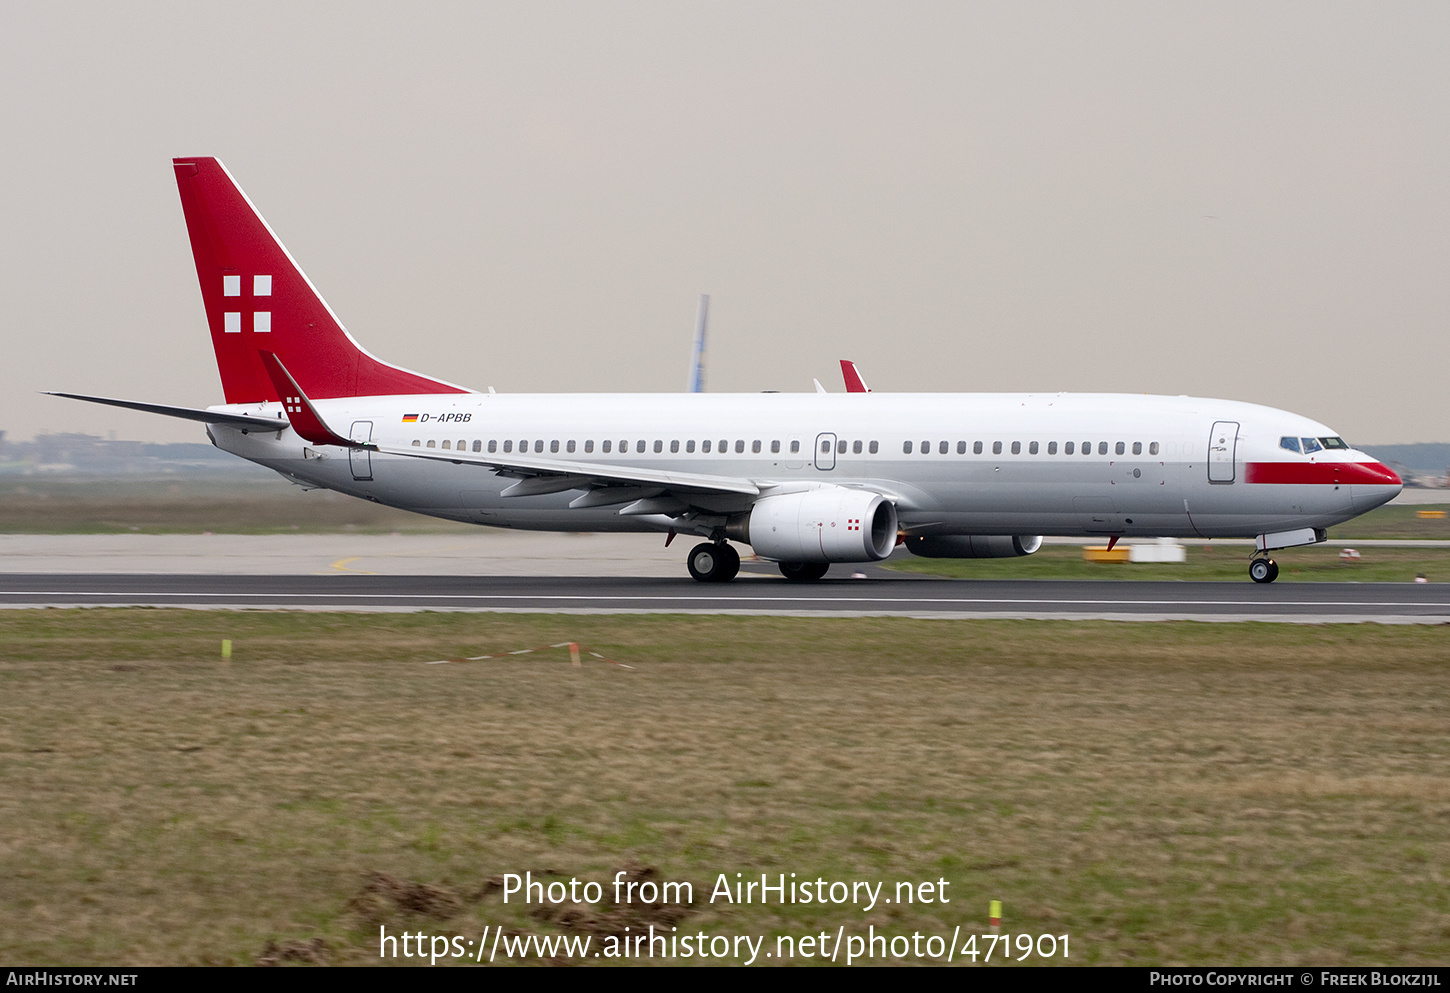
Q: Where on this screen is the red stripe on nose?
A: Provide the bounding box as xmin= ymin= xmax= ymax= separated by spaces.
xmin=1244 ymin=462 xmax=1402 ymax=485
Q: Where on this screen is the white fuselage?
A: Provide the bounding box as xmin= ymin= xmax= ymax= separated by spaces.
xmin=207 ymin=390 xmax=1400 ymax=542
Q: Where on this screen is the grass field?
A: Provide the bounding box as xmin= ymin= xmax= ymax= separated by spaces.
xmin=0 ymin=479 xmax=474 ymax=534
xmin=2 ymin=611 xmax=1447 ymax=966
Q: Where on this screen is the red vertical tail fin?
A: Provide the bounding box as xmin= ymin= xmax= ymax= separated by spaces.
xmin=172 ymin=157 xmax=471 ymax=403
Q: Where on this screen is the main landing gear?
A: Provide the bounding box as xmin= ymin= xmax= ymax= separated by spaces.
xmin=1249 ymin=556 xmax=1279 ymax=584
xmin=687 ymin=541 xmax=740 ymax=583
xmin=778 ymin=561 xmax=830 ymax=582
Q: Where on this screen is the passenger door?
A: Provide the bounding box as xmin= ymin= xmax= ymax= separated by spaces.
xmin=1207 ymin=421 xmax=1238 ymax=483
xmin=349 ymin=420 xmax=374 ymax=480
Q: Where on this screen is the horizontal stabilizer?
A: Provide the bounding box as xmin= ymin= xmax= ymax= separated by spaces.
xmin=43 ymin=391 xmax=290 ymax=430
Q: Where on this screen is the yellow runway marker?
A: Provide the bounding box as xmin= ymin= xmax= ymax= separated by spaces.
xmin=323 ymin=556 xmax=379 ymax=575
xmin=317 ymin=543 xmax=470 ymax=575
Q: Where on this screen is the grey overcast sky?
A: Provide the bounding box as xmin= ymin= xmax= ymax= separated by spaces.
xmin=2 ymin=1 xmax=1447 ymax=444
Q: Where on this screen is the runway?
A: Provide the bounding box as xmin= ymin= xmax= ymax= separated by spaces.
xmin=2 ymin=572 xmax=1448 ymax=622
xmin=2 ymin=533 xmax=1447 ymax=620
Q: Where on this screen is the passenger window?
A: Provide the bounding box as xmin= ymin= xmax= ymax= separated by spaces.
xmin=1132 ymin=442 xmax=1141 ymax=455
xmin=1150 ymin=442 xmax=1159 ymax=455
xmin=702 ymin=440 xmax=711 ymax=453
xmin=736 ymin=440 xmax=745 ymax=454
xmin=719 ymin=439 xmax=727 ymax=452
xmin=791 ymin=440 xmax=801 ymax=454
xmin=921 ymin=440 xmax=930 ymax=454
xmin=1029 ymin=441 xmax=1038 ymax=454
xmin=621 ymin=440 xmax=629 ymax=453
xmin=441 ymin=440 xmax=451 ymax=450
xmin=1011 ymin=441 xmax=1021 ymax=455
xmin=1065 ymin=441 xmax=1074 ymax=454
xmin=1115 ymin=442 xmax=1125 ymax=455
xmin=601 ymin=440 xmax=610 ymax=453
xmin=837 ymin=440 xmax=846 ymax=454
xmin=473 ymin=440 xmax=482 ymax=453
xmin=1083 ymin=442 xmax=1091 ymax=455
xmin=1047 ymin=441 xmax=1057 ymax=454
xmin=755 ymin=440 xmax=764 ymax=454
xmin=458 ymin=439 xmax=465 ymax=450
xmin=503 ymin=440 xmax=512 ymax=453
xmin=670 ymin=440 xmax=679 ymax=453
xmin=869 ymin=441 xmax=878 ymax=454
xmin=974 ymin=441 xmax=983 ymax=455
xmin=1098 ymin=442 xmax=1108 ymax=455
xmin=687 ymin=440 xmax=695 ymax=453
xmin=411 ymin=439 xmax=420 ymax=447
xmin=854 ymin=440 xmax=863 ymax=454
xmin=904 ymin=441 xmax=913 ymax=454
xmin=823 ymin=440 xmax=832 ymax=453
xmin=637 ymin=440 xmax=646 ymax=453
xmin=939 ymin=441 xmax=948 ymax=454
xmin=772 ymin=440 xmax=781 ymax=454
xmin=956 ymin=441 xmax=966 ymax=454
xmin=427 ymin=440 xmax=437 ymax=449
xmin=551 ymin=440 xmax=559 ymax=453
xmin=653 ymin=440 xmax=662 ymax=453
xmin=993 ymin=441 xmax=1002 ymax=455
xmin=584 ymin=440 xmax=593 ymax=453
xmin=567 ymin=440 xmax=576 ymax=453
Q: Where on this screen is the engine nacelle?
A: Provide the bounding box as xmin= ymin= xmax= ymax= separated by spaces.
xmin=742 ymin=487 xmax=899 ymax=563
xmin=904 ymin=535 xmax=1043 ymax=558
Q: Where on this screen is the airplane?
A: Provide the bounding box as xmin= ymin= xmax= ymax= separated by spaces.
xmin=49 ymin=157 xmax=1403 ymax=585
xmin=687 ymin=294 xmax=709 ymax=393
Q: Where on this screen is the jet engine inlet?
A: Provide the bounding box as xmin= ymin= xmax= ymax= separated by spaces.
xmin=743 ymin=487 xmax=899 ymax=563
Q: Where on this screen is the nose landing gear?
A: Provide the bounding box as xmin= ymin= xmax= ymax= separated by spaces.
xmin=1249 ymin=556 xmax=1279 ymax=584
xmin=687 ymin=541 xmax=740 ymax=583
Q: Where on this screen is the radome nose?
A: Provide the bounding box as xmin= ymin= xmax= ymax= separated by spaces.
xmin=1371 ymin=461 xmax=1403 ymax=487
xmin=1350 ymin=461 xmax=1402 ymax=514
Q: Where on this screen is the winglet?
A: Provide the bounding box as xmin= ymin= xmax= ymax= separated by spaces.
xmin=256 ymin=351 xmax=354 ymax=446
xmin=840 ymin=359 xmax=871 ymax=393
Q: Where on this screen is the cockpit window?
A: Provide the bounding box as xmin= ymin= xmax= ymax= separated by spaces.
xmin=1280 ymin=436 xmax=1301 ymax=454
xmin=1319 ymin=436 xmax=1349 ymax=450
xmin=1301 ymin=437 xmax=1323 ymax=454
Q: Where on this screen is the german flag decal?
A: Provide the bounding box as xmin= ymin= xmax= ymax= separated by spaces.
xmin=401 ymin=413 xmax=419 ymax=423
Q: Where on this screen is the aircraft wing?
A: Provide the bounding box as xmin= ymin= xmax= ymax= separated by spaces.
xmin=375 ymin=443 xmax=761 ymax=506
xmin=43 ymin=392 xmax=291 ymax=431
